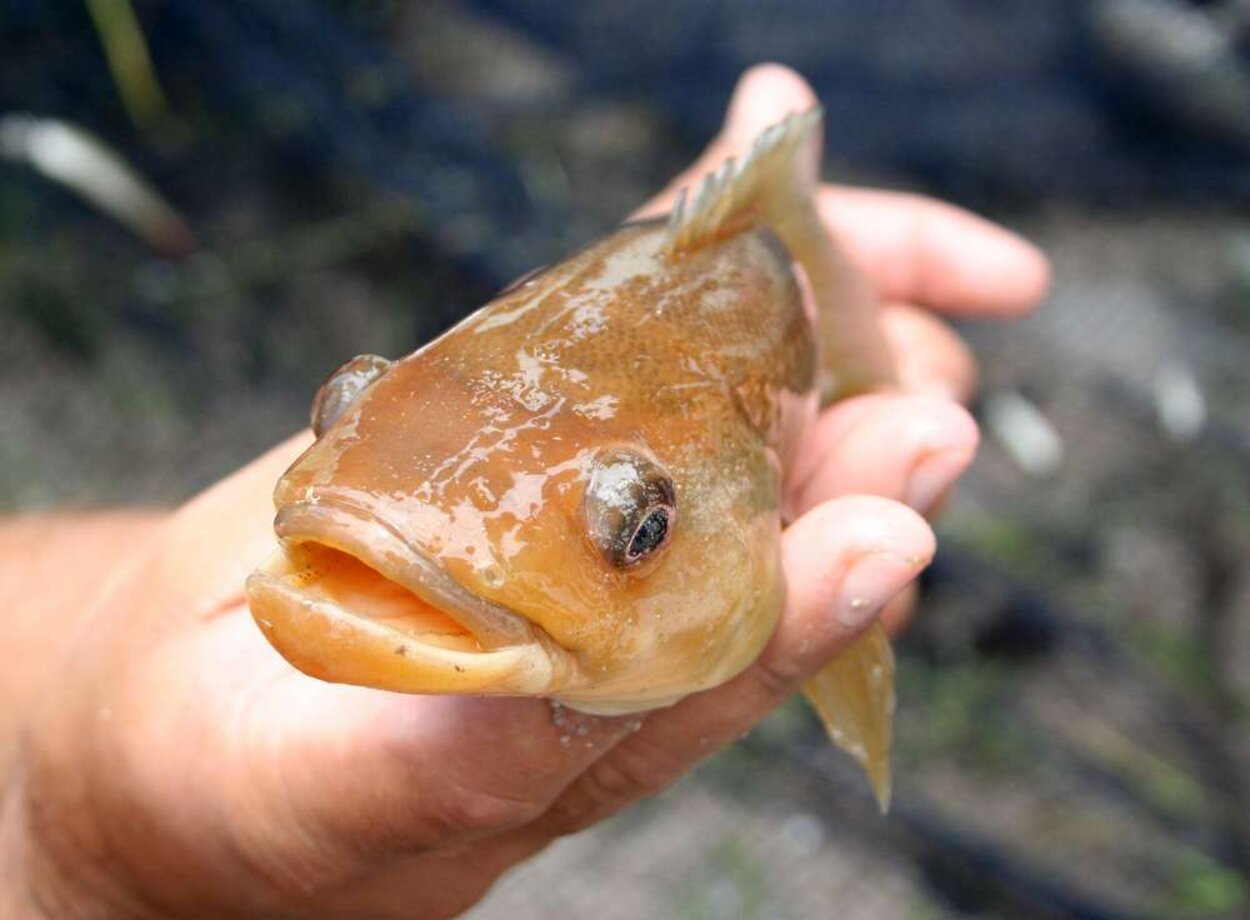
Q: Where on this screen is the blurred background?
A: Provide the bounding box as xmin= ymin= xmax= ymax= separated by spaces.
xmin=2 ymin=1 xmax=1249 ymax=917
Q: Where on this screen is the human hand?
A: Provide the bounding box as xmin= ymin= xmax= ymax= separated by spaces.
xmin=3 ymin=65 xmax=1047 ymax=918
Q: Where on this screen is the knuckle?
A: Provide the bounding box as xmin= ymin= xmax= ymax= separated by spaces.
xmin=432 ymin=785 xmax=546 ymax=838
xmin=541 ymin=754 xmax=662 ymax=838
xmin=540 ymin=789 xmax=602 ymax=838
xmin=748 ymin=656 xmax=804 ymax=701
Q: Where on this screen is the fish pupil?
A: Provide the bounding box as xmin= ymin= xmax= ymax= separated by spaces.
xmin=628 ymin=508 xmax=670 ymax=560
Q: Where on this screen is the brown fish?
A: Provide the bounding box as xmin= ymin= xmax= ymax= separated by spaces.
xmin=247 ymin=110 xmax=899 ymax=808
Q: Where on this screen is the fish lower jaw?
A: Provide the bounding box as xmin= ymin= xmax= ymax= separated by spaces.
xmin=550 ymin=655 xmax=759 ymax=716
xmin=245 ymin=550 xmax=572 ymax=696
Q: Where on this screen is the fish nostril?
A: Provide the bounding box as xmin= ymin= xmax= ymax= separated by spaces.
xmin=310 ymin=353 xmax=392 ymax=437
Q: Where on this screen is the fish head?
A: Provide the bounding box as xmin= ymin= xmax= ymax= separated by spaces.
xmin=248 ymin=222 xmax=809 ymax=712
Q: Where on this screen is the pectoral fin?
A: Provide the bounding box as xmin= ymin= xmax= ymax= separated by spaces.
xmin=801 ymin=620 xmax=895 ymax=812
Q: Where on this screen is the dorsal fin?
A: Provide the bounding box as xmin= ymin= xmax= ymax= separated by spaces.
xmin=663 ymin=108 xmax=822 ymax=256
xmin=662 ymin=106 xmax=895 ymax=404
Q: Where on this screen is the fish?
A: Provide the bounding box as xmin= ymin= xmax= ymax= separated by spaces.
xmin=246 ymin=109 xmax=901 ymax=809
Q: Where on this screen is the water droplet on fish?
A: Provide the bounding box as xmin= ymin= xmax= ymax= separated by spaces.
xmin=869 ymin=664 xmax=883 ymax=684
xmin=849 ymin=597 xmax=870 ymax=611
xmin=481 ymin=564 xmax=505 ymax=589
xmin=575 ymin=722 xmax=591 ymax=737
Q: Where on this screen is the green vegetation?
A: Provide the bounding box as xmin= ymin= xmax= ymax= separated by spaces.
xmin=899 ymin=660 xmax=1036 ymax=776
xmin=83 ymin=0 xmax=169 ymax=130
xmin=944 ymin=514 xmax=1044 ymax=569
xmin=1130 ymin=621 xmax=1224 ymax=701
xmin=1160 ymin=848 xmax=1248 ymax=919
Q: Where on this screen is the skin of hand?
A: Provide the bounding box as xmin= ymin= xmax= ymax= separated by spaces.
xmin=0 ymin=65 xmax=1048 ymax=918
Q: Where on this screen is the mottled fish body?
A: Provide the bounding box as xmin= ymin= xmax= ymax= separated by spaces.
xmin=248 ymin=109 xmax=899 ymax=808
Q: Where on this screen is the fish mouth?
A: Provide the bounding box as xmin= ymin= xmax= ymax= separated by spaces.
xmin=245 ymin=498 xmax=574 ymax=695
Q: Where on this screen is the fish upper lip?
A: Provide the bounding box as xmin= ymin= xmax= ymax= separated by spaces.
xmin=270 ymin=495 xmax=538 ymax=650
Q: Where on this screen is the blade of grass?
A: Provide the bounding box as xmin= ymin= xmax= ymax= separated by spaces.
xmin=83 ymin=0 xmax=169 ymax=130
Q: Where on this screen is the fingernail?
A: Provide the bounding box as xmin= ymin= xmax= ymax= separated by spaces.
xmin=905 ymin=448 xmax=972 ymax=515
xmin=837 ymin=552 xmax=924 ymax=629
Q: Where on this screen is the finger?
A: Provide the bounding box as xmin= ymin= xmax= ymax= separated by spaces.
xmin=882 ymin=302 xmax=978 ymax=403
xmin=245 ymin=684 xmax=644 ymax=864
xmin=819 ymin=187 xmax=1050 ymax=316
xmin=633 ymin=63 xmax=818 ymax=219
xmin=233 ymin=688 xmax=643 ymax=910
xmin=790 ymin=390 xmax=976 ymax=647
xmin=529 ymin=496 xmax=933 ymax=837
xmin=791 ymin=392 xmax=979 ymax=518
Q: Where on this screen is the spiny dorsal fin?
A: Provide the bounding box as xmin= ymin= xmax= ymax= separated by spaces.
xmin=664 ymin=104 xmax=894 ymax=403
xmin=663 ymin=107 xmax=823 ymax=256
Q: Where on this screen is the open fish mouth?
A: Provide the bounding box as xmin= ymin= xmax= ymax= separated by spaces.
xmin=245 ymin=499 xmax=573 ymax=695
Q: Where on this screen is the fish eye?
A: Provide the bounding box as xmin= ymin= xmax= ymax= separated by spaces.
xmin=584 ymin=449 xmax=677 ymax=570
xmin=310 ymin=354 xmax=391 ymax=437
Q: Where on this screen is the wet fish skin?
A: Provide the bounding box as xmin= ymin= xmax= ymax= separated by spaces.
xmin=253 ymin=219 xmax=816 ymax=710
xmin=248 ymin=109 xmax=899 ymax=807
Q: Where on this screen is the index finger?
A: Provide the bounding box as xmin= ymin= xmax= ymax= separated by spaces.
xmin=819 ymin=186 xmax=1050 ymax=317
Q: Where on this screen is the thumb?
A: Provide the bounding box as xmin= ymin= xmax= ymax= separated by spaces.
xmin=719 ymin=62 xmax=820 ymax=152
